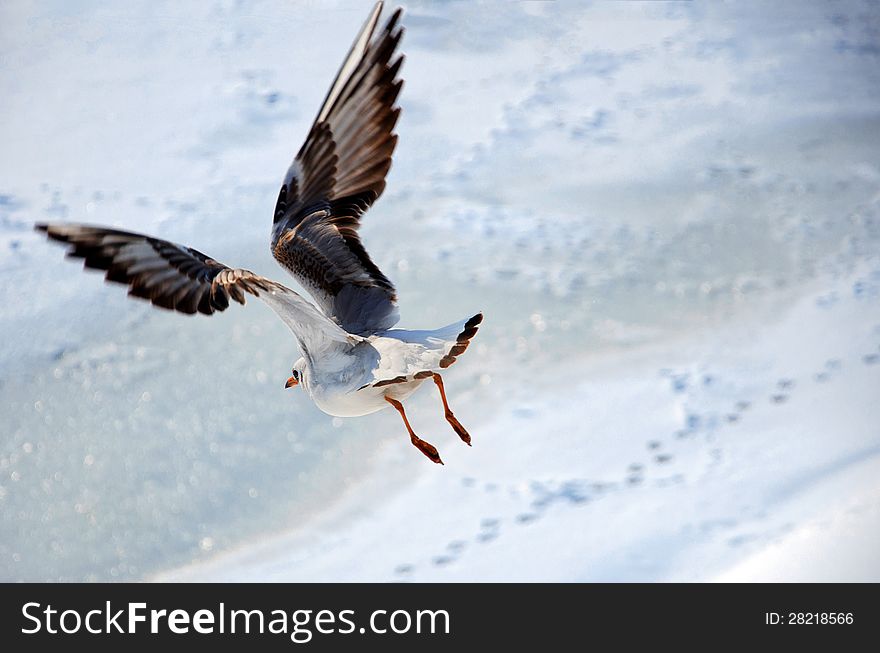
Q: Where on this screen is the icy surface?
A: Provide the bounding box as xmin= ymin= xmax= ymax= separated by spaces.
xmin=1 ymin=1 xmax=879 ymax=581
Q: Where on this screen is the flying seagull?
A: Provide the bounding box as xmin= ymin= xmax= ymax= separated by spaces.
xmin=36 ymin=2 xmax=481 ymax=465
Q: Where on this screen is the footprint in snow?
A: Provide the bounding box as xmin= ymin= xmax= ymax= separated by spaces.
xmin=654 ymin=473 xmax=684 ymax=487
xmin=476 ymin=518 xmax=500 ymax=543
xmin=394 ymin=564 xmax=414 ymax=576
xmin=447 ymin=540 xmax=467 ymax=553
xmin=476 ymin=530 xmax=499 ymax=543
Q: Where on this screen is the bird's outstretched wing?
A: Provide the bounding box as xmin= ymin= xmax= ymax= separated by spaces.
xmin=36 ymin=223 xmax=355 ymax=359
xmin=271 ymin=1 xmax=404 ymax=336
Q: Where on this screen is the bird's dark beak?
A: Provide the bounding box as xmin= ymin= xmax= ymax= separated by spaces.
xmin=285 ymin=376 xmax=299 ymax=389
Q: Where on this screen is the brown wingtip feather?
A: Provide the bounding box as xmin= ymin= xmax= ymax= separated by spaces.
xmin=37 ymin=222 xmax=275 ymax=318
xmin=439 ymin=313 xmax=484 ymax=369
xmin=372 ymin=374 xmax=409 ymax=388
xmin=387 ymin=7 xmax=404 ymax=30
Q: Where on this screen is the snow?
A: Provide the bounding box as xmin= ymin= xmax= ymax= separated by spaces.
xmin=2 ymin=1 xmax=879 ymax=581
xmin=715 ymin=480 xmax=880 ymax=583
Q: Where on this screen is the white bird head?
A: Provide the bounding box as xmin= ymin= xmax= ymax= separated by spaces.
xmin=285 ymin=357 xmax=307 ymax=389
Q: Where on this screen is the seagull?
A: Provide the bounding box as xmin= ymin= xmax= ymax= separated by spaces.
xmin=35 ymin=2 xmax=481 ymax=465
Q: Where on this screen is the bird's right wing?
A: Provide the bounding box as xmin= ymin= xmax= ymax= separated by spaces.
xmin=36 ymin=223 xmax=357 ymax=360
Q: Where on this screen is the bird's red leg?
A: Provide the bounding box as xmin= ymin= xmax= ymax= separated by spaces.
xmin=432 ymin=373 xmax=471 ymax=446
xmin=385 ymin=396 xmax=443 ymax=464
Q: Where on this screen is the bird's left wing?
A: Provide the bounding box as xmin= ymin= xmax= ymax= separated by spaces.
xmin=36 ymin=223 xmax=357 ymax=359
xmin=270 ymin=2 xmax=404 ymax=336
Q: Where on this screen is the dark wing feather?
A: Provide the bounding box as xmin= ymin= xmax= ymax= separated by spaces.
xmin=36 ymin=223 xmax=276 ymax=316
xmin=271 ymin=2 xmax=404 ymax=336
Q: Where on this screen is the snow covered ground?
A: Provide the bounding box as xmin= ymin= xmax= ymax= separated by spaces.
xmin=2 ymin=1 xmax=879 ymax=582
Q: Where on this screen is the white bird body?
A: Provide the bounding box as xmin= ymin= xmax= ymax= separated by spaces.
xmin=303 ymin=314 xmax=481 ymax=417
xmin=307 ymin=369 xmax=422 ymax=418
xmin=36 ymin=2 xmax=480 ymax=464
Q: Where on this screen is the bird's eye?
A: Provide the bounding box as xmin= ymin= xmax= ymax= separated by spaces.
xmin=292 ymin=370 xmax=300 ymax=381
